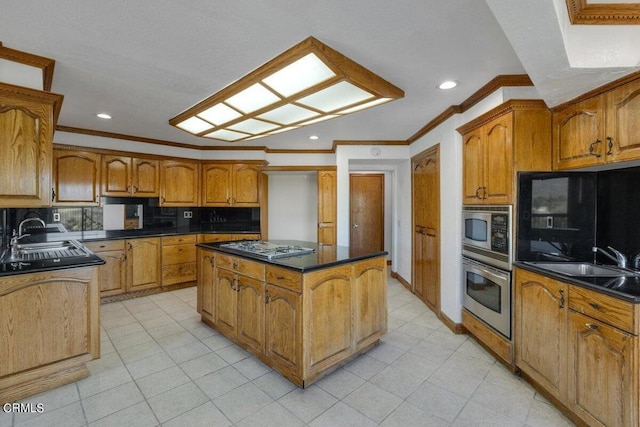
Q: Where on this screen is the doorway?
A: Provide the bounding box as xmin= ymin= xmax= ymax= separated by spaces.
xmin=350 ymin=174 xmax=384 ymax=257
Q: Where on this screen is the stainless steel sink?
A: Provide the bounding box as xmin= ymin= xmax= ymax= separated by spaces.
xmin=525 ymin=261 xmax=637 ymax=277
xmin=3 ymin=240 xmax=91 ymax=262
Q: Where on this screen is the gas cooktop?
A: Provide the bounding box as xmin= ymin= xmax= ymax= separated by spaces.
xmin=220 ymin=240 xmax=315 ymax=260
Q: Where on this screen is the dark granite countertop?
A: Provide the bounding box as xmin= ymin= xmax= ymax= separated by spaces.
xmin=42 ymin=228 xmax=260 ymax=242
xmin=197 ymin=240 xmax=388 ymax=273
xmin=515 ymin=261 xmax=640 ymax=303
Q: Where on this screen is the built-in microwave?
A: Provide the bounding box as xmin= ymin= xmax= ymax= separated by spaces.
xmin=462 ymin=205 xmax=512 ymax=270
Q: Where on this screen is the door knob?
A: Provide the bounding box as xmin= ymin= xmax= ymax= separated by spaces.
xmin=352 ymin=224 xmax=359 ymax=228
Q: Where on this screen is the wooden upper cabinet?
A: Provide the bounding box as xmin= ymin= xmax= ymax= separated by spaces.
xmin=132 ymin=158 xmax=159 ymax=197
xmin=0 ymin=84 xmax=62 ymax=208
xmin=553 ymin=77 xmax=640 ymax=169
xmin=102 ymin=155 xmax=159 ymax=197
xmin=317 ymin=170 xmax=337 ymax=245
xmin=202 ymin=164 xmax=232 ymax=206
xmin=201 ymin=163 xmax=261 ymax=207
xmin=160 ymin=160 xmax=200 ymax=206
xmin=553 ymin=96 xmax=605 ymax=169
xmin=53 ymin=149 xmax=101 ymax=205
xmin=458 ymin=100 xmax=551 ymax=204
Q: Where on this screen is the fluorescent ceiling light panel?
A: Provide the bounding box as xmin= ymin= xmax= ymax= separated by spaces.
xmin=338 ymin=97 xmax=392 ymax=114
xmin=297 ymin=81 xmax=374 ymax=112
xmin=176 ymin=116 xmax=214 ymax=134
xmin=169 ymin=37 xmax=404 ymax=142
xmin=228 ymin=119 xmax=281 ymax=134
xmin=258 ymin=104 xmax=319 ymax=125
xmin=225 ymin=83 xmax=280 ymax=114
xmin=262 ymin=53 xmax=336 ymax=97
xmin=197 ymin=103 xmax=242 ymax=125
xmin=204 ymin=129 xmax=249 ymax=141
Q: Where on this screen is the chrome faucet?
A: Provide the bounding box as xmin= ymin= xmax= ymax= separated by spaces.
xmin=18 ymin=217 xmax=45 ymax=237
xmin=592 ymin=246 xmax=628 ymax=269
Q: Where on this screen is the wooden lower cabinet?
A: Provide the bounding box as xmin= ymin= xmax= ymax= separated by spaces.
xmin=199 ymin=233 xmax=261 ymax=243
xmin=568 ymin=311 xmax=637 ymax=427
xmin=85 ymin=240 xmax=127 ymax=297
xmin=197 ymin=248 xmax=215 ymax=324
xmin=515 ymin=268 xmax=568 ymax=401
xmin=127 ymin=237 xmax=161 ymax=291
xmin=161 ymin=235 xmax=197 ymax=286
xmin=0 ymin=267 xmax=100 ymax=402
xmin=197 ymin=248 xmax=387 ymax=387
xmin=515 ymin=267 xmax=640 ymax=426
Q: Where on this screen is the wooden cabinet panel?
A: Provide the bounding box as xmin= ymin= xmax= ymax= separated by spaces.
xmin=459 ymin=101 xmax=551 ymax=203
xmin=162 ymin=263 xmax=196 ymax=286
xmin=132 ymin=158 xmax=159 ymax=197
xmin=85 ymin=240 xmax=126 ymax=297
xmin=102 ymin=155 xmax=159 ymax=197
xmin=266 ymin=265 xmax=302 ymax=293
xmin=515 ymin=268 xmax=568 ymax=401
xmin=0 ymin=267 xmax=99 ymax=402
xmin=201 ymin=163 xmax=261 ymax=207
xmin=161 ymin=234 xmax=197 ymax=286
xmin=569 ymin=285 xmax=636 ymax=334
xmin=304 ymin=265 xmax=352 ymax=371
xmin=483 ymin=115 xmax=512 ymax=204
xmin=162 ymin=244 xmax=196 ymax=265
xmin=317 ymin=170 xmax=337 ymax=245
xmin=126 ymin=237 xmax=161 ymax=291
xmin=102 ymin=155 xmax=132 ymax=196
xmin=202 ymin=164 xmax=232 ymax=206
xmin=161 ymin=160 xmax=199 ymax=206
xmin=412 ymin=146 xmax=440 ymax=311
xmin=568 ymin=311 xmax=637 ymax=427
xmin=197 ymin=249 xmax=215 ymax=324
xmin=199 ymin=233 xmax=260 ymax=243
xmin=353 ymin=258 xmax=387 ymax=350
xmin=553 ymin=96 xmax=605 ymax=170
xmin=164 ymin=234 xmax=197 ymax=245
xmin=237 ymin=275 xmax=265 ymax=353
xmin=265 ymin=283 xmax=302 ymax=378
xmin=215 ymin=267 xmax=238 ymax=337
xmin=53 ymin=150 xmax=101 ymax=205
xmin=0 ymin=85 xmax=61 ymax=208
xmin=606 ymin=78 xmax=640 ymax=163
xmin=233 ymin=164 xmax=260 ymax=206
xmin=462 ymin=131 xmax=484 ymax=204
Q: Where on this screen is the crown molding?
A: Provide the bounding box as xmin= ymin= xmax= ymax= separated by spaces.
xmin=565 ymin=0 xmax=640 ymax=24
xmin=0 ymin=41 xmax=56 ymax=91
xmin=455 ymin=99 xmax=548 ymax=135
xmin=407 ymin=74 xmax=533 ymax=143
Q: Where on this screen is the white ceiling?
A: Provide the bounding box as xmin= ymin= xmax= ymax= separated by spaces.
xmin=1 ymin=0 xmax=639 ymax=151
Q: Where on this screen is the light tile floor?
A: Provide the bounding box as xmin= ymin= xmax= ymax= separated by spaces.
xmin=1 ymin=274 xmax=574 ymax=426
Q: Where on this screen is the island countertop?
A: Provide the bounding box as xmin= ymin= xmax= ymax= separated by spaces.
xmin=196 ymin=239 xmax=388 ymax=272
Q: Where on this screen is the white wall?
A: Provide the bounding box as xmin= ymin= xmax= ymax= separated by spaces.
xmin=267 ymin=173 xmax=317 ymax=241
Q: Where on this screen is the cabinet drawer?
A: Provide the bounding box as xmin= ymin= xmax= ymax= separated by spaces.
xmin=162 ymin=244 xmax=196 ymax=264
xmin=216 ymin=253 xmax=265 ymax=280
xmin=199 ymin=233 xmax=260 ymax=243
xmin=84 ymin=240 xmax=125 ymax=252
xmin=266 ymin=265 xmax=302 ymax=293
xmin=569 ymin=286 xmax=636 ymax=334
xmin=162 ymin=262 xmax=196 ymax=285
xmin=163 ymin=234 xmax=197 ymax=246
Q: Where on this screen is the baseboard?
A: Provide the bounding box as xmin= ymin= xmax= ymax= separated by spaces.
xmin=390 ymin=271 xmax=412 ymax=291
xmin=101 ymin=282 xmax=196 ymax=304
xmin=438 ymin=311 xmax=467 ymax=335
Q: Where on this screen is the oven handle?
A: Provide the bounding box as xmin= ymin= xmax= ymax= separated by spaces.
xmin=462 ymin=256 xmax=510 ymax=279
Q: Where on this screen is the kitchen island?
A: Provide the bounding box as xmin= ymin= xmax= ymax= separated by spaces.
xmin=196 ymin=240 xmax=388 ymax=387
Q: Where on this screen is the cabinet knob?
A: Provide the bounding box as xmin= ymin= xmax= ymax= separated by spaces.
xmin=589 ymin=302 xmax=600 ymax=310
xmin=586 ymin=323 xmax=598 ymax=330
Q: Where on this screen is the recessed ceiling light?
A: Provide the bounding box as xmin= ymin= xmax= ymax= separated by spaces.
xmin=97 ymin=113 xmax=112 ymax=119
xmin=309 ymin=135 xmax=319 ymax=140
xmin=438 ymin=81 xmax=457 ymax=90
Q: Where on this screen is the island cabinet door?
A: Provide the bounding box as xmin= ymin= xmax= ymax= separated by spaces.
xmin=236 ymin=275 xmax=265 ymax=353
xmin=265 ymin=284 xmax=302 ymax=378
xmin=568 ymin=311 xmax=637 ymax=427
xmin=197 ymin=249 xmax=215 ymax=324
xmin=353 ymin=258 xmax=388 ymax=351
xmin=215 ymin=268 xmax=238 ymax=338
xmin=303 ymin=265 xmax=353 ymax=374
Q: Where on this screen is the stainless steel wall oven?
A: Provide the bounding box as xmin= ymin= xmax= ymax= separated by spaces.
xmin=462 ymin=205 xmax=513 ymax=339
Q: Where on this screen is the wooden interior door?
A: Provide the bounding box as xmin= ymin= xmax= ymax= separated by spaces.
xmin=349 ymin=174 xmax=384 ymax=257
xmin=317 ymin=170 xmax=337 ymax=245
xmin=412 ymin=145 xmax=440 ymax=312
